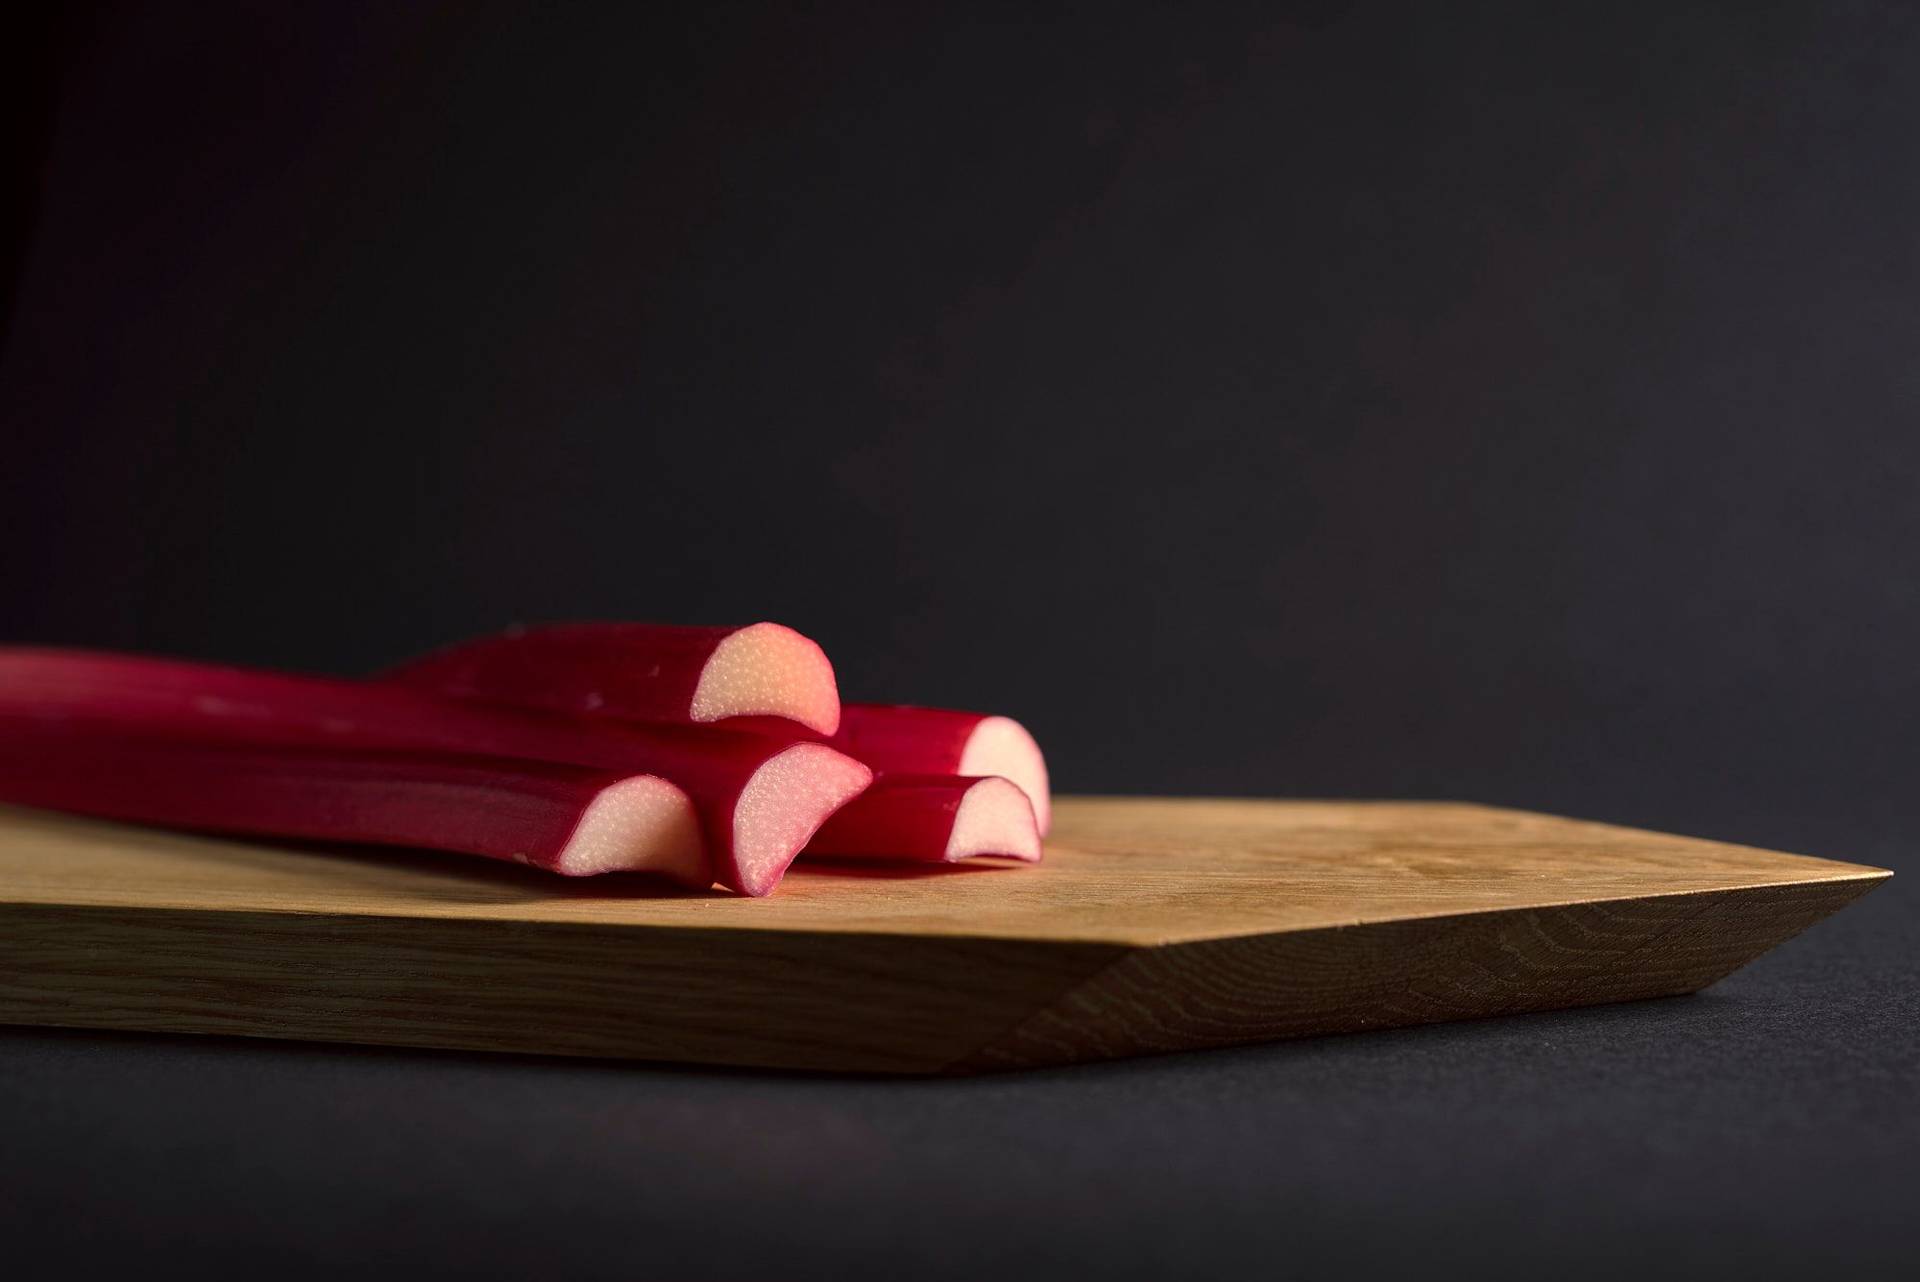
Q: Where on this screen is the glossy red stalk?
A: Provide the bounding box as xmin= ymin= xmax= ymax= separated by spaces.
xmin=0 ymin=721 xmax=706 ymax=880
xmin=805 ymin=774 xmax=1041 ymax=863
xmin=387 ymin=622 xmax=841 ymax=735
xmin=0 ymin=649 xmax=869 ymax=895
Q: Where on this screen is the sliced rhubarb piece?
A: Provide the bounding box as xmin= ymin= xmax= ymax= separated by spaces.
xmin=0 ymin=649 xmax=870 ymax=896
xmin=386 ymin=622 xmax=841 ymax=735
xmin=805 ymin=775 xmax=1041 ymax=863
xmin=0 ymin=721 xmax=707 ymax=880
xmin=830 ymin=705 xmax=1051 ymax=836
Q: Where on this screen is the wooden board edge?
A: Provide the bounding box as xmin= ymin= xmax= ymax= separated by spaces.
xmin=0 ymin=903 xmax=1124 ymax=1074
xmin=946 ymin=874 xmax=1887 ymax=1073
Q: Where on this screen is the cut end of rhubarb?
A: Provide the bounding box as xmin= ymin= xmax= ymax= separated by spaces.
xmin=691 ymin=622 xmax=841 ymax=735
xmin=946 ymin=777 xmax=1043 ymax=862
xmin=556 ymin=776 xmax=706 ymax=882
xmin=731 ymin=743 xmax=872 ymax=896
xmin=958 ymin=715 xmax=1051 ymax=836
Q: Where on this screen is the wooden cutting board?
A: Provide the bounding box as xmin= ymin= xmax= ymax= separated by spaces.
xmin=0 ymin=797 xmax=1887 ymax=1073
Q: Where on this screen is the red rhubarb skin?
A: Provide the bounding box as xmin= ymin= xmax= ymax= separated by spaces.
xmin=0 ymin=722 xmax=678 ymax=877
xmin=0 ymin=649 xmax=848 ymax=895
xmin=727 ymin=706 xmax=986 ymax=768
xmin=386 ymin=624 xmax=739 ymax=725
xmin=830 ymin=705 xmax=985 ymax=773
xmin=803 ymin=774 xmax=1012 ymax=861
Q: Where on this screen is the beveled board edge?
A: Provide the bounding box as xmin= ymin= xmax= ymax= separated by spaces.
xmin=951 ymin=873 xmax=1888 ymax=1072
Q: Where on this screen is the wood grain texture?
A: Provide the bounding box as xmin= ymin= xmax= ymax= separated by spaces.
xmin=0 ymin=797 xmax=1889 ymax=1073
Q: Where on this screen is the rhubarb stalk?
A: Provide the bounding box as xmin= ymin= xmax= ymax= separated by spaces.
xmin=829 ymin=705 xmax=1051 ymax=836
xmin=0 ymin=721 xmax=707 ymax=880
xmin=386 ymin=622 xmax=841 ymax=735
xmin=382 ymin=628 xmax=1045 ymax=833
xmin=805 ymin=775 xmax=1041 ymax=863
xmin=0 ymin=649 xmax=869 ymax=895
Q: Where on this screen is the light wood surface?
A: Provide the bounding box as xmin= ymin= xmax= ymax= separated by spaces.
xmin=0 ymin=797 xmax=1888 ymax=1072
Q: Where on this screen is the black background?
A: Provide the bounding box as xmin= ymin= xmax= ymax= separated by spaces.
xmin=1 ymin=3 xmax=1915 ymax=1278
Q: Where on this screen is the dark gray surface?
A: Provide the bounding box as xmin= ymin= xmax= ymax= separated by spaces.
xmin=2 ymin=3 xmax=1917 ymax=1276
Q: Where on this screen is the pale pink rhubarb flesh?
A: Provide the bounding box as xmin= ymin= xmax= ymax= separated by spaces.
xmin=0 ymin=648 xmax=867 ymax=895
xmin=732 ymin=742 xmax=876 ymax=893
xmin=691 ymin=623 xmax=841 ymax=733
xmin=388 ymin=622 xmax=841 ymax=735
xmin=944 ymin=777 xmax=1044 ymax=861
xmin=558 ymin=775 xmax=706 ymax=878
